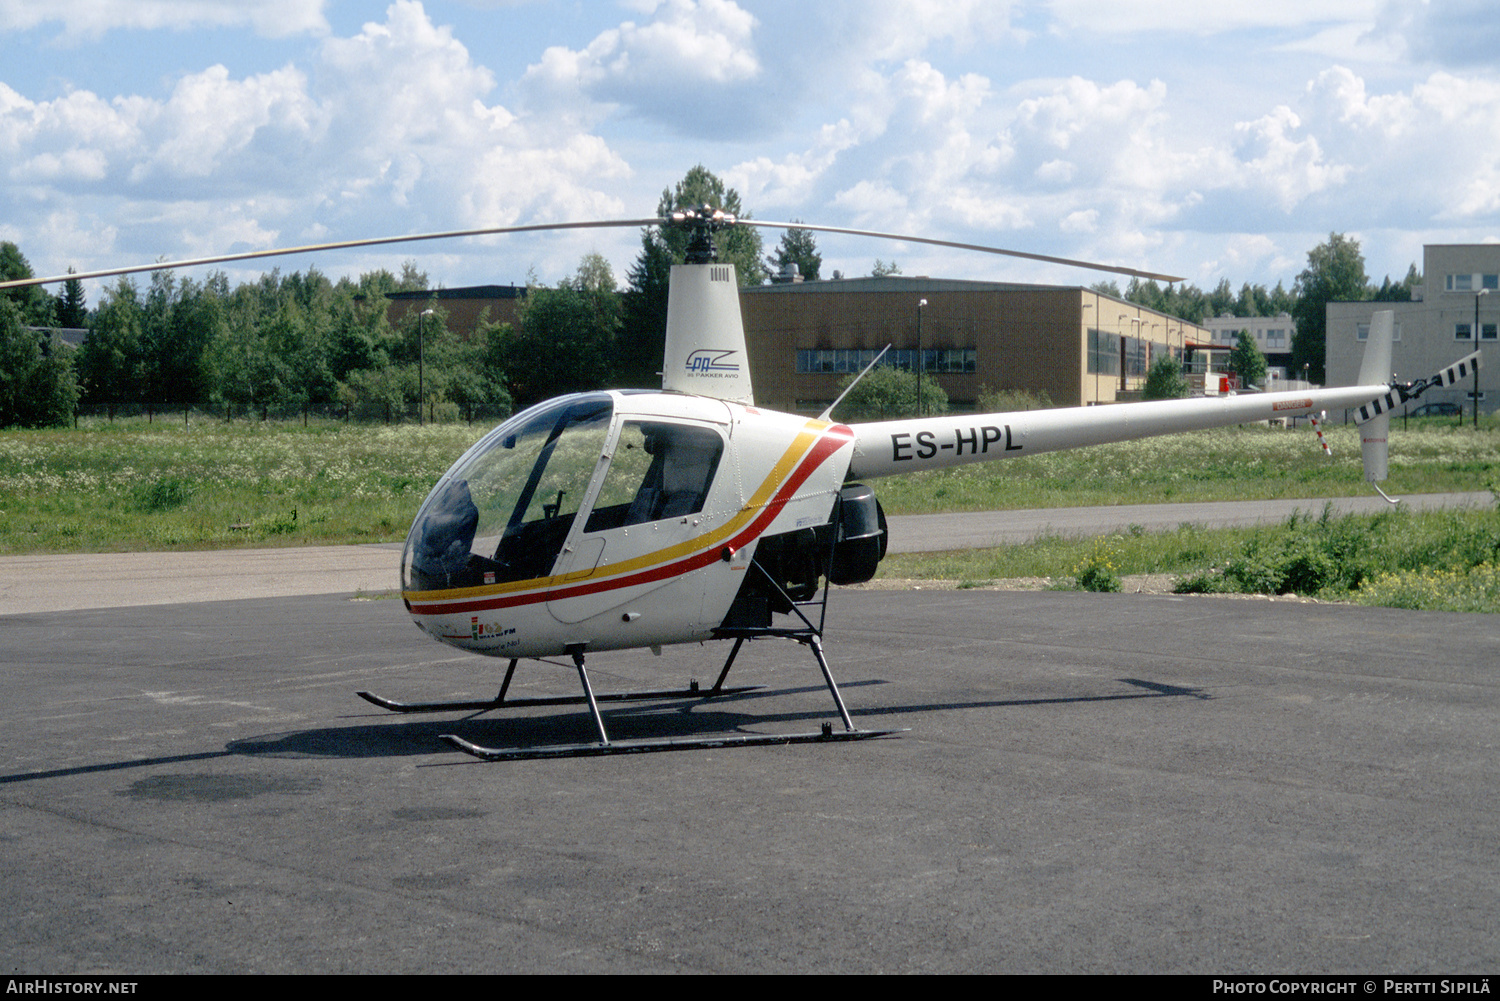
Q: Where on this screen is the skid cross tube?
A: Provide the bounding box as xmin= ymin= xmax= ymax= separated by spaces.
xmin=356 ymin=658 xmax=759 ymax=714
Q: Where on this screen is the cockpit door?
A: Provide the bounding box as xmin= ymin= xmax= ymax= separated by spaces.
xmin=547 ymin=417 xmax=730 ymax=626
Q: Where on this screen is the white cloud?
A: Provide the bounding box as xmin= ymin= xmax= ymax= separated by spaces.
xmin=841 ymin=0 xmax=1026 ymax=61
xmin=1293 ymin=66 xmax=1500 ymax=221
xmin=134 ymin=65 xmax=319 ymax=181
xmin=726 ymin=120 xmax=863 ymax=211
xmin=1046 ymin=0 xmax=1379 ymax=36
xmin=0 ymin=0 xmax=330 ymax=39
xmin=1060 ymin=208 xmax=1097 ymax=233
xmin=1 ymin=1 xmax=637 ymax=280
xmin=5 ymin=0 xmax=1500 ymax=294
xmin=1229 ymin=105 xmax=1348 ymax=212
xmin=519 ymin=0 xmax=760 ymax=130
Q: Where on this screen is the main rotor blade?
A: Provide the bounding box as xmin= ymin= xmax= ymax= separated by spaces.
xmin=0 ymin=218 xmax=665 ymax=289
xmin=740 ymin=219 xmax=1186 ymax=284
xmin=1 ymin=212 xmax=1185 ymax=289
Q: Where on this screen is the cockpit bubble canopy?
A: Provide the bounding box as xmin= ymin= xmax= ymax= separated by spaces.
xmin=402 ymin=393 xmax=726 ymax=595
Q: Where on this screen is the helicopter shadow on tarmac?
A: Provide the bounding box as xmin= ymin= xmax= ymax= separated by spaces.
xmin=219 ymin=674 xmax=1209 ymax=763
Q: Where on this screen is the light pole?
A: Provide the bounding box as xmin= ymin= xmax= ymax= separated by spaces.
xmin=418 ymin=308 xmax=434 ymax=426
xmin=1083 ymin=300 xmax=1096 ymax=404
xmin=916 ymin=298 xmax=927 ymax=417
xmin=1476 ymin=290 xmax=1489 ymax=429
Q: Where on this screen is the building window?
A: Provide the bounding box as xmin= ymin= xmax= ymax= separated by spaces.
xmin=796 ymin=347 xmax=975 ymax=375
xmin=924 ymin=348 xmax=977 ymax=373
xmin=1455 ymin=322 xmax=1473 ymax=340
xmin=1446 ymin=274 xmax=1500 ymax=292
xmin=1087 ymin=328 xmax=1118 ymax=375
xmin=1356 ymin=323 xmax=1403 ymax=342
xmin=1265 ymin=328 xmax=1287 ymax=349
xmin=1484 ymin=323 xmax=1498 ymax=341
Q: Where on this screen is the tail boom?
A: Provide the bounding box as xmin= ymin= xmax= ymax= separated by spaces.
xmin=847 ymin=385 xmax=1390 ymax=479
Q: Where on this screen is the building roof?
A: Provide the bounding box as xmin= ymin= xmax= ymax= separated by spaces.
xmin=385 ymin=284 xmax=527 ymax=301
xmin=742 ymin=275 xmax=1069 ymax=296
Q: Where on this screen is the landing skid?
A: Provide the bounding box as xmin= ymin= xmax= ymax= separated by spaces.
xmin=436 ymin=640 xmax=901 ymax=761
xmin=442 ymin=723 xmax=893 ymax=761
xmin=374 ymin=543 xmax=905 ymax=761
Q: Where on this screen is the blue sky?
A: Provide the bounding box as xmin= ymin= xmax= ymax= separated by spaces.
xmin=2 ymin=0 xmax=1498 ymax=299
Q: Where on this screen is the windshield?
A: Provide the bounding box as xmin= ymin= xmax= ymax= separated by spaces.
xmin=403 ymin=394 xmax=613 ymax=592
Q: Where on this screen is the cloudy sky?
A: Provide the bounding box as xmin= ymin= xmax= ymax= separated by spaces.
xmin=2 ymin=0 xmax=1498 ymax=299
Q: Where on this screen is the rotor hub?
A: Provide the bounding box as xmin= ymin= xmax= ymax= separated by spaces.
xmin=668 ymin=205 xmax=737 ymax=264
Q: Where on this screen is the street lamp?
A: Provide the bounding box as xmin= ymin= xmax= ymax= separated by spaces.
xmin=1082 ymin=300 xmax=1096 ymax=404
xmin=916 ymin=298 xmax=927 ymax=417
xmin=1476 ymin=290 xmax=1490 ymax=429
xmin=418 ymin=308 xmax=434 ymax=426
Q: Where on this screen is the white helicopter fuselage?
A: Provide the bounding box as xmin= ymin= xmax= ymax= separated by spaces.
xmin=401 ymin=391 xmax=857 ymax=659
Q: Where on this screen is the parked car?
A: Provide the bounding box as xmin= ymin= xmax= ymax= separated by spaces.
xmin=1407 ymin=402 xmax=1462 ymax=417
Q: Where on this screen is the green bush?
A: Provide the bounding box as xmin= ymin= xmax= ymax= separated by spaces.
xmin=1073 ymin=539 xmax=1123 ymax=592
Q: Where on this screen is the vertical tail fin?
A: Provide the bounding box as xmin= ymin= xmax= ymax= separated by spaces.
xmin=1355 ymin=311 xmax=1396 ymax=484
xmin=660 ymin=262 xmax=755 ymax=404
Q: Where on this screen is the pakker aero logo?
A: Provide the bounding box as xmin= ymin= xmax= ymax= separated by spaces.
xmin=685 ymin=349 xmax=739 ymax=374
xmin=470 ymin=616 xmax=514 ymax=641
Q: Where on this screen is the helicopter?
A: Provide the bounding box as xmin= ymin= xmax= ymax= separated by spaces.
xmin=2 ymin=209 xmax=1479 ymax=760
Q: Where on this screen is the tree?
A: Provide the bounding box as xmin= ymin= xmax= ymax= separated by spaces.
xmin=1373 ymin=263 xmax=1421 ymax=303
xmin=766 ymin=224 xmax=821 ymax=281
xmin=1227 ymin=330 xmax=1268 ymax=389
xmin=55 ymin=271 xmax=87 ymax=328
xmin=1142 ymin=355 xmax=1189 ymax=400
xmin=398 ymin=260 xmax=429 ymax=291
xmin=871 ymin=259 xmax=902 ymax=277
xmin=1292 ymin=233 xmax=1367 ymax=384
xmin=0 ymin=297 xmax=79 ymax=427
xmin=1206 ymin=277 xmax=1235 ymax=317
xmin=573 ymin=252 xmax=616 ymax=294
xmin=0 ymin=242 xmax=55 ymax=326
xmin=829 ymin=365 xmax=946 ymax=421
xmin=618 ymin=233 xmax=674 ymax=387
xmin=77 ymin=279 xmax=144 ymax=419
xmin=498 ymin=283 xmax=619 ymax=407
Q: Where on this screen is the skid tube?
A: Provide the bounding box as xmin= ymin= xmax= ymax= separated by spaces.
xmin=442 ymin=723 xmax=893 ymax=760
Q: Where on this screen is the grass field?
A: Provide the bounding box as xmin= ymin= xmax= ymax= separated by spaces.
xmin=0 ymin=417 xmax=489 ymax=553
xmin=3 ymin=413 xmax=1498 ymax=611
